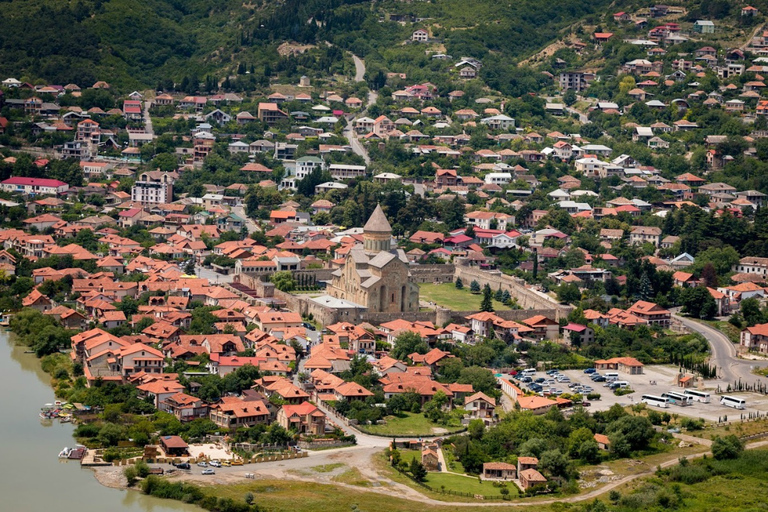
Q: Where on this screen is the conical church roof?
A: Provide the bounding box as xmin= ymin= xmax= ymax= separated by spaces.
xmin=363 ymin=204 xmax=391 ymax=233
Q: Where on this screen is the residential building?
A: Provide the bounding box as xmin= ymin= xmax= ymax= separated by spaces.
xmin=131 ymin=171 xmax=174 ymax=204
xmin=1 ymin=177 xmax=69 ymax=196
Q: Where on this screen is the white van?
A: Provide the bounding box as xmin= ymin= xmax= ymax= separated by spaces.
xmin=522 ymin=368 xmax=537 ymax=375
xmin=610 ymin=381 xmax=630 ymax=389
xmin=604 ymin=372 xmax=619 ymax=379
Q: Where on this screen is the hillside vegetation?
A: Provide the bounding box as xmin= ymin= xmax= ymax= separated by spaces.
xmin=0 ymin=0 xmax=618 ymax=90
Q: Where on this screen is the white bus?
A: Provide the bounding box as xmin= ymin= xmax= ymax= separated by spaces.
xmin=662 ymin=391 xmax=692 ymax=406
xmin=720 ymin=395 xmax=746 ymax=410
xmin=683 ymin=389 xmax=711 ymax=403
xmin=641 ymin=394 xmax=670 ymax=408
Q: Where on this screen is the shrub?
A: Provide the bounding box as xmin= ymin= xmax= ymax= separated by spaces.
xmin=712 ymin=435 xmax=744 ymax=460
xmin=124 ymin=466 xmax=138 ymax=487
xmin=669 ymin=464 xmax=711 ymax=484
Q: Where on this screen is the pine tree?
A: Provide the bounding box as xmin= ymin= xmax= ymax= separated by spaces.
xmin=470 ymin=280 xmax=480 ymax=293
xmin=481 ymin=285 xmax=494 ymax=312
xmin=638 ymin=272 xmax=653 ymax=301
xmin=495 ymin=287 xmax=504 ymax=302
xmin=455 ymin=277 xmax=463 ymax=289
xmin=502 ymin=289 xmax=511 ymax=304
xmin=532 ymin=251 xmax=539 ymax=279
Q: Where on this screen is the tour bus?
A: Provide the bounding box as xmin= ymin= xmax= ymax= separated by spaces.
xmin=720 ymin=395 xmax=746 ymax=410
xmin=641 ymin=394 xmax=670 ymax=408
xmin=683 ymin=389 xmax=711 ymax=403
xmin=662 ymin=391 xmax=692 ymax=406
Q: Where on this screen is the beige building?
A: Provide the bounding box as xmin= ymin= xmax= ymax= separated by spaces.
xmin=327 ymin=205 xmax=419 ymax=313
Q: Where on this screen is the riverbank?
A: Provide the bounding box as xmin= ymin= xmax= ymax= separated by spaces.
xmin=0 ymin=332 xmax=199 ymax=512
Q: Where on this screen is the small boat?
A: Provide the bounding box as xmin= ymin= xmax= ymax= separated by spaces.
xmin=68 ymin=447 xmax=86 ymax=460
xmin=59 ymin=447 xmax=72 ymax=458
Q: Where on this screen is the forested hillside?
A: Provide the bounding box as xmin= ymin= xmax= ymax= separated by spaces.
xmin=0 ymin=0 xmax=617 ymax=90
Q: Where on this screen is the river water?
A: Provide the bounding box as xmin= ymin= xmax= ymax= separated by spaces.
xmin=0 ymin=331 xmax=199 ymax=512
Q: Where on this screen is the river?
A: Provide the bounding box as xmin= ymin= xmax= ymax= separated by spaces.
xmin=0 ymin=331 xmax=199 ymax=512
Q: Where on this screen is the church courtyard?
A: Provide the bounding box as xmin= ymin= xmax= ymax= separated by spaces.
xmin=418 ymin=282 xmax=515 ymax=311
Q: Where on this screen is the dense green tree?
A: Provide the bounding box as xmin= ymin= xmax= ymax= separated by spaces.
xmin=712 ymin=435 xmax=744 ymax=460
xmin=480 ymin=284 xmax=494 ymax=312
xmin=391 ymin=331 xmax=428 ymax=361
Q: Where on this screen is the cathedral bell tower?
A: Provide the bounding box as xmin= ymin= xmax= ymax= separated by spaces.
xmin=362 ymin=204 xmax=392 ymax=253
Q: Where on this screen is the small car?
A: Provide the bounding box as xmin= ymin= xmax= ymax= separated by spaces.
xmin=174 ymin=462 xmax=191 ymax=470
xmin=197 ymin=461 xmax=208 ymax=467
xmin=202 ymin=468 xmax=215 ymax=475
xmin=209 ymin=460 xmax=222 ymax=467
xmin=584 ymin=368 xmax=596 ymax=374
xmin=581 ymin=401 xmax=591 ymax=407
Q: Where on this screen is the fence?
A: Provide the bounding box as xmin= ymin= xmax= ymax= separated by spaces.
xmin=298 ymin=439 xmax=356 ymax=450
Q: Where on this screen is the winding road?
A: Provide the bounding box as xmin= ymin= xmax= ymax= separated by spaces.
xmin=343 ymin=53 xmax=377 ymax=165
xmin=673 ymin=314 xmax=768 ymax=385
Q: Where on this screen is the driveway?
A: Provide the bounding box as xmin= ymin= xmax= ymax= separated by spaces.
xmin=674 ymin=314 xmax=768 ymax=384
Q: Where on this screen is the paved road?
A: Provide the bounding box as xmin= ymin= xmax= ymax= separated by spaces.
xmin=231 ymin=205 xmax=261 ymax=235
xmin=143 ymin=99 xmax=154 ymax=136
xmin=343 ymin=53 xmax=376 ymax=165
xmin=674 ymin=314 xmax=768 ymax=385
xmin=352 ymin=54 xmax=366 ymax=82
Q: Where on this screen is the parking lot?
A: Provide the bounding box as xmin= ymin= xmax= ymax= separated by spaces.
xmin=514 ymin=365 xmax=768 ymax=423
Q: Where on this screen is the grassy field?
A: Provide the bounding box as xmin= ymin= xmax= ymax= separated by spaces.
xmin=425 ymin=472 xmax=518 ymax=498
xmin=418 ymin=282 xmax=512 ymax=311
xmin=689 ymin=417 xmax=768 ymax=440
xmin=706 ymin=320 xmax=741 ymax=344
xmin=154 ymin=448 xmax=768 ymax=512
xmin=332 ymin=467 xmax=371 ymax=487
xmin=199 ymin=479 xmax=496 ymax=511
xmin=360 ymin=412 xmax=464 ymax=436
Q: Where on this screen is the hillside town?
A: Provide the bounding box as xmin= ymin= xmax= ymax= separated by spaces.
xmin=3 ymin=2 xmax=768 ymax=508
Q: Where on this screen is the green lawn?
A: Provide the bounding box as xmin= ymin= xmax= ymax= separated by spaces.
xmin=419 ymin=282 xmax=512 ymax=311
xmin=360 ymin=412 xmax=465 ymax=436
xmin=424 ymin=472 xmax=518 ymax=498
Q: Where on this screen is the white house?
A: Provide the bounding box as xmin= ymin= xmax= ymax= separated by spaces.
xmin=480 ymin=115 xmax=515 ymax=130
xmin=484 ymin=172 xmax=512 ymax=185
xmin=412 ymin=29 xmax=429 ymax=42
xmin=294 ymin=156 xmax=325 ymax=179
xmin=1 ymin=177 xmax=69 ymax=195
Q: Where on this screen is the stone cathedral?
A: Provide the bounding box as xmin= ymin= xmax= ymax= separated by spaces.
xmin=327 ymin=205 xmax=420 ymax=313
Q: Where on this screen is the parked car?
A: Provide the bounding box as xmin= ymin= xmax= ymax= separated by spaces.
xmin=519 ymin=376 xmax=533 ymax=383
xmin=535 ymin=377 xmax=546 ymax=383
xmin=174 ymin=462 xmax=191 ymax=470
xmin=581 ymin=401 xmax=591 ymax=407
xmin=582 ymin=386 xmax=594 ymax=393
xmin=592 ymin=376 xmax=606 ymax=382
xmin=584 ymin=368 xmax=596 ymax=374
xmin=202 ymin=469 xmax=215 ymax=475
xmin=197 ymin=462 xmax=208 ymax=467
xmin=209 ymin=460 xmax=221 ymax=467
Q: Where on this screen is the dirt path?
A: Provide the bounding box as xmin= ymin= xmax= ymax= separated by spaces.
xmin=95 ymin=439 xmax=768 ymax=507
